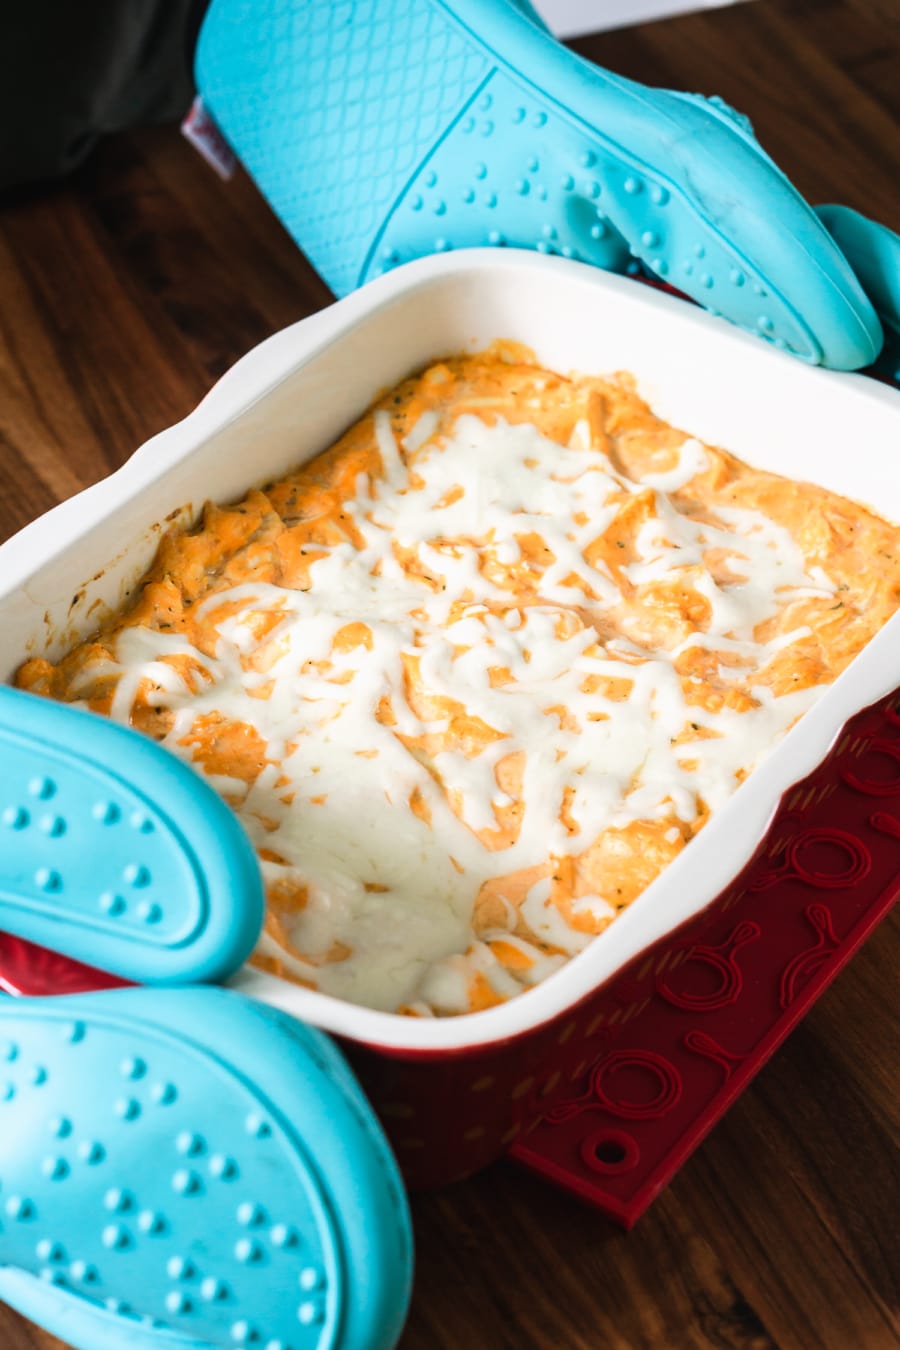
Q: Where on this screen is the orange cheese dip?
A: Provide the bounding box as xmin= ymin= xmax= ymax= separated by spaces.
xmin=17 ymin=349 xmax=900 ymax=1015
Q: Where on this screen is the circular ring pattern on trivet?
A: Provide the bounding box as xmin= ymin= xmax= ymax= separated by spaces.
xmin=750 ymin=826 xmax=871 ymax=890
xmin=657 ymin=921 xmax=759 ymax=1011
xmin=588 ymin=1050 xmax=682 ymax=1120
xmin=840 ymin=737 xmax=900 ymax=796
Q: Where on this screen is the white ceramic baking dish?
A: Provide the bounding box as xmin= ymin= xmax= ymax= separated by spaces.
xmin=2 ymin=250 xmax=899 ymax=1069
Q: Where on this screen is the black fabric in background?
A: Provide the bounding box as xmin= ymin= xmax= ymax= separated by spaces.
xmin=0 ymin=0 xmax=210 ymax=191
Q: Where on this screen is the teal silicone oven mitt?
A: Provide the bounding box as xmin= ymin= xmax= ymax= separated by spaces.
xmin=0 ymin=987 xmax=413 ymax=1350
xmin=816 ymin=204 xmax=900 ymax=386
xmin=0 ymin=688 xmax=414 ymax=1348
xmin=194 ymin=0 xmax=882 ymax=370
xmin=0 ymin=686 xmax=264 ymax=986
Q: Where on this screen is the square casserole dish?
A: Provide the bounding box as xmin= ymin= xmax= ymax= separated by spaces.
xmin=2 ymin=251 xmax=899 ymax=1195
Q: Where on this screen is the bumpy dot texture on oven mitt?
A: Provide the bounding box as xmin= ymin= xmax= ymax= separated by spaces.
xmin=0 ymin=686 xmax=264 ymax=986
xmin=0 ymin=987 xmax=413 ymax=1350
xmin=194 ymin=0 xmax=881 ymax=369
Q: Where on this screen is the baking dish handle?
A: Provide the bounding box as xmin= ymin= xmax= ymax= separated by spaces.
xmin=186 ymin=304 xmax=346 ymax=427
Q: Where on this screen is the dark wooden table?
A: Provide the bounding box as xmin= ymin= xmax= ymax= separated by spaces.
xmin=1 ymin=1 xmax=898 ymax=1346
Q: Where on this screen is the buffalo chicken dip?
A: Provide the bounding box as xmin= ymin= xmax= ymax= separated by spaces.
xmin=18 ymin=348 xmax=900 ymax=1014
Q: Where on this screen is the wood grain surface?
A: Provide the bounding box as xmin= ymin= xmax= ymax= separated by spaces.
xmin=1 ymin=1 xmax=898 ymax=1347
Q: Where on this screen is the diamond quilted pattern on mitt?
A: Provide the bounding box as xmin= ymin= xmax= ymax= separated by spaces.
xmin=197 ymin=0 xmax=490 ymax=294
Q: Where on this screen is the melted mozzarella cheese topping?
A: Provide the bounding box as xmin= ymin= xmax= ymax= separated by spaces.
xmin=87 ymin=410 xmax=829 ymax=1012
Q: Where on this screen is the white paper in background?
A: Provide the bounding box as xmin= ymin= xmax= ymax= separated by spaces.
xmin=531 ymin=0 xmax=752 ymax=39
